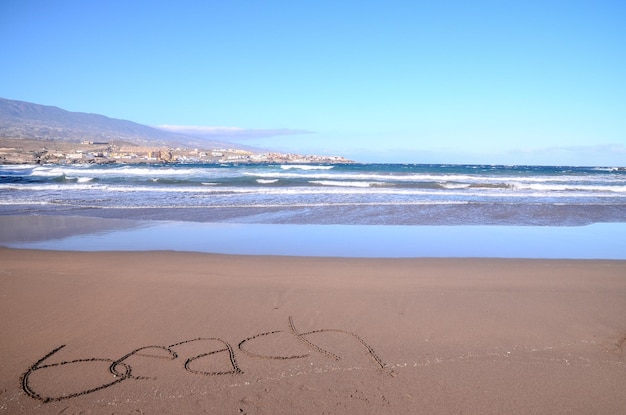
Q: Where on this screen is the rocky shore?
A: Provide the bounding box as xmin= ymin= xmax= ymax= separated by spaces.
xmin=0 ymin=138 xmax=352 ymax=165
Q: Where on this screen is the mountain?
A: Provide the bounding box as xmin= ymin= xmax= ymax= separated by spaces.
xmin=0 ymin=97 xmax=250 ymax=150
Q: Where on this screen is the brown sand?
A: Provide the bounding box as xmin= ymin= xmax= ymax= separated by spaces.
xmin=0 ymin=248 xmax=625 ymax=414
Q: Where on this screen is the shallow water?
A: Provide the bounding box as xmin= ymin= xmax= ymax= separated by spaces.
xmin=2 ymin=217 xmax=625 ymax=259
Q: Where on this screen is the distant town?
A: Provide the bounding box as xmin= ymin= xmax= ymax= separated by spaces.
xmin=0 ymin=138 xmax=353 ymax=165
xmin=0 ymin=98 xmax=353 ymax=165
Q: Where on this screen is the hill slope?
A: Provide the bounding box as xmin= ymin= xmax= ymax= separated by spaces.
xmin=0 ymin=97 xmax=246 ymax=149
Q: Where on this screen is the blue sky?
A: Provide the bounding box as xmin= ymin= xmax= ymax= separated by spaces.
xmin=1 ymin=1 xmax=625 ymax=165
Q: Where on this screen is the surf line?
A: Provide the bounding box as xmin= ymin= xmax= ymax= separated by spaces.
xmin=21 ymin=316 xmax=387 ymax=403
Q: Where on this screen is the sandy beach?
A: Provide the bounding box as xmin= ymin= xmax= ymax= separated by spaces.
xmin=1 ymin=247 xmax=625 ymax=414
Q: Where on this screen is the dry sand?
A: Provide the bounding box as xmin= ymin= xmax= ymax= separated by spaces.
xmin=0 ymin=247 xmax=625 ymax=414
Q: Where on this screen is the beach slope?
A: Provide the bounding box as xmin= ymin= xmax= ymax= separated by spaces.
xmin=1 ymin=248 xmax=625 ymax=414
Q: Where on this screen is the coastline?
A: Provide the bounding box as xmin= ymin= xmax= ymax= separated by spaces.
xmin=0 ymin=137 xmax=352 ymax=165
xmin=1 ymin=208 xmax=625 ymax=413
xmin=1 ymin=248 xmax=625 ymax=414
xmin=2 ymin=214 xmax=626 ymax=259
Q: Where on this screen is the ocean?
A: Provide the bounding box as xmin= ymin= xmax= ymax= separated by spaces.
xmin=1 ymin=163 xmax=625 ymax=226
xmin=2 ymin=163 xmax=626 ymax=258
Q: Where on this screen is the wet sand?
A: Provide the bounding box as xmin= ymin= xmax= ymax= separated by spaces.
xmin=1 ymin=248 xmax=625 ymax=414
xmin=3 ymin=215 xmax=626 ymax=259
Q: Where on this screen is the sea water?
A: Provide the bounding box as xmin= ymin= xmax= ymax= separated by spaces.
xmin=3 ymin=221 xmax=624 ymax=259
xmin=2 ymin=163 xmax=625 ymax=225
xmin=1 ymin=163 xmax=625 ymax=257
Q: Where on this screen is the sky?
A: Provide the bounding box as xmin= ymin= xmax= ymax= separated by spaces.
xmin=1 ymin=0 xmax=625 ymax=165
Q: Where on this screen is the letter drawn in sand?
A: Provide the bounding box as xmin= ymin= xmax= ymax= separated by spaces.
xmin=21 ymin=316 xmax=385 ymax=403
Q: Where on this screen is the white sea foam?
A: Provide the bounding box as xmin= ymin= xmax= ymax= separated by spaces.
xmin=309 ymin=180 xmax=380 ymax=188
xmin=0 ymin=164 xmax=38 ymax=172
xmin=280 ymin=165 xmax=334 ymax=170
xmin=29 ymin=167 xmax=67 ymax=177
xmin=29 ymin=165 xmax=222 ymax=178
xmin=107 ymin=166 xmax=210 ymax=176
xmin=0 ymin=183 xmax=107 ymax=191
xmin=440 ymin=182 xmax=471 ymax=189
xmin=510 ymin=182 xmax=626 ymax=193
xmin=257 ymin=179 xmax=279 ymax=184
xmin=5 ymin=200 xmax=471 ymax=209
xmin=249 ymin=171 xmax=626 ymax=186
xmin=51 ymin=175 xmax=94 ymax=183
xmin=3 ymin=182 xmax=625 ymax=199
xmin=0 ymin=200 xmax=51 ymax=205
xmin=246 ymin=172 xmax=413 ymax=182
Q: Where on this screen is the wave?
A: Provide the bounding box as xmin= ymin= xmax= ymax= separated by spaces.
xmin=440 ymin=182 xmax=472 ymax=189
xmin=29 ymin=166 xmax=71 ymax=178
xmin=511 ymin=183 xmax=626 ymax=193
xmin=0 ymin=164 xmax=39 ymax=173
xmin=256 ymin=179 xmax=279 ymax=184
xmin=103 ymin=166 xmax=213 ymax=176
xmin=3 ymin=181 xmax=626 ymax=198
xmin=0 ymin=200 xmax=52 ymax=206
xmin=29 ymin=165 xmax=221 ymax=178
xmin=280 ymin=165 xmax=334 ymax=170
xmin=0 ymin=200 xmax=472 ymax=209
xmin=0 ymin=183 xmax=107 ymax=191
xmin=27 ymin=165 xmax=624 ymax=189
xmin=309 ymin=180 xmax=382 ymax=188
xmin=63 ymin=176 xmax=95 ymax=183
xmin=248 ymin=170 xmax=626 ymax=184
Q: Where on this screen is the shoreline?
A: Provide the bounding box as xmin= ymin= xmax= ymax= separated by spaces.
xmin=2 ymin=214 xmax=626 ymax=259
xmin=1 ymin=248 xmax=625 ymax=414
xmin=0 ymin=137 xmax=353 ymax=165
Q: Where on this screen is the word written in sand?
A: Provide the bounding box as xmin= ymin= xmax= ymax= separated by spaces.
xmin=21 ymin=316 xmax=386 ymax=403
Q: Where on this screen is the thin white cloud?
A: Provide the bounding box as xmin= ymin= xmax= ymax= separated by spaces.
xmin=157 ymin=124 xmax=312 ymax=139
xmin=516 ymin=143 xmax=626 ymax=156
xmin=501 ymin=143 xmax=626 ymax=166
xmin=350 ymin=143 xmax=626 ymax=165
